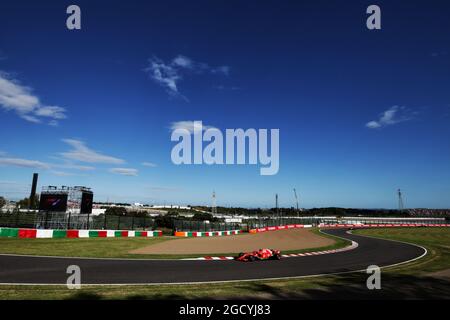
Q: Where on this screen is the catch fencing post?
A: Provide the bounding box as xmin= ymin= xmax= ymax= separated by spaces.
xmin=117 ymin=215 xmax=121 ymax=230
xmin=67 ymin=211 xmax=71 ymax=230
xmin=103 ymin=214 xmax=107 ymax=230
xmin=131 ymin=216 xmax=135 ymax=230
xmin=44 ymin=211 xmax=49 ymax=229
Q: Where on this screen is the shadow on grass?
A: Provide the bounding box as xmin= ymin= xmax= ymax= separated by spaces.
xmin=63 ymin=273 xmax=450 ymax=300
xmin=127 ymin=293 xmax=185 ymax=300
xmin=66 ymin=291 xmax=103 ymax=300
xmin=229 ymin=273 xmax=450 ymax=300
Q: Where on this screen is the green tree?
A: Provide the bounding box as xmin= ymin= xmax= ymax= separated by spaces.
xmin=16 ymin=195 xmax=39 ymax=209
xmin=192 ymin=212 xmax=214 ymax=221
xmin=0 ymin=196 xmax=6 ymax=208
xmin=105 ymin=206 xmax=127 ymax=216
xmin=126 ymin=211 xmax=148 ymax=218
xmin=166 ymin=211 xmax=179 ymax=217
xmin=154 ymin=214 xmax=175 ymax=229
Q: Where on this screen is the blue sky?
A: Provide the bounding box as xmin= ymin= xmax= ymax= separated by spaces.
xmin=0 ymin=0 xmax=449 ymax=208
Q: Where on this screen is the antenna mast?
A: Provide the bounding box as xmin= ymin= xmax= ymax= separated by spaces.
xmin=397 ymin=189 xmax=404 ymax=211
xmin=275 ymin=193 xmax=279 ymax=218
xmin=212 ymin=190 xmax=217 ymax=214
xmin=293 ymin=188 xmax=299 ymax=216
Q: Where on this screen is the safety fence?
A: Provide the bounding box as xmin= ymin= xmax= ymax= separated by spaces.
xmin=2 ymin=212 xmax=448 ymax=234
xmin=245 ymin=217 xmax=318 ymax=230
xmin=249 ymin=224 xmax=313 ymax=233
xmin=0 ymin=212 xmax=156 ymax=231
xmin=0 ymin=213 xmax=36 ymax=229
xmin=173 ymin=219 xmax=242 ymax=232
xmin=0 ymin=227 xmax=162 ymax=239
xmin=319 ymin=223 xmax=450 ymax=228
xmin=172 ymin=217 xmax=319 ymax=232
xmin=319 ymin=218 xmax=449 ymax=225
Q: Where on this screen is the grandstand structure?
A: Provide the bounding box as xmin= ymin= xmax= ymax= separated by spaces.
xmin=35 ymin=186 xmax=94 ymax=230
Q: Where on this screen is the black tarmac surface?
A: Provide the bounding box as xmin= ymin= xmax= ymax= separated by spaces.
xmin=0 ymin=229 xmax=425 ymax=284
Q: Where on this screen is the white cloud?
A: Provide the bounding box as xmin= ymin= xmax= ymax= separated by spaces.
xmin=0 ymin=157 xmax=50 ymax=169
xmin=0 ymin=72 xmax=67 ymax=125
xmin=50 ymin=170 xmax=89 ymax=177
xmin=211 ymin=65 xmax=230 ymax=76
xmin=366 ymin=121 xmax=381 ymax=129
xmin=145 ymin=56 xmax=183 ymax=98
xmin=169 ymin=120 xmax=217 ymax=134
xmin=53 ymin=163 xmax=95 ymax=171
xmin=366 ymin=106 xmax=415 ymax=129
xmin=141 ymin=162 xmax=157 ymax=167
xmin=109 ymin=168 xmax=138 ymax=176
xmin=0 ymin=153 xmax=98 ymax=173
xmin=0 ymin=74 xmax=38 ymax=113
xmin=60 ymin=139 xmax=125 ymax=164
xmin=145 ymin=55 xmax=230 ymax=99
xmin=34 ymin=106 xmax=67 ymax=119
xmin=51 ymin=171 xmax=75 ymax=176
xmin=172 ymin=55 xmax=193 ymax=68
xmin=20 ymin=114 xmax=41 ymax=123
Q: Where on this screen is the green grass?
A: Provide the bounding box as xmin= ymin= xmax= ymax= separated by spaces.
xmin=2 ymin=227 xmax=448 ymax=299
xmin=352 ymin=227 xmax=450 ymax=274
xmin=0 ymin=227 xmax=350 ymax=259
xmin=0 ymin=278 xmax=339 ymax=300
xmin=0 ymin=237 xmax=171 ymax=259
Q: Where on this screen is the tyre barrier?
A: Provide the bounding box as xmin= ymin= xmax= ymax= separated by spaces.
xmin=174 ymin=230 xmax=242 ymax=237
xmin=318 ymin=223 xmax=450 ymax=228
xmin=0 ymin=227 xmax=163 ymax=239
xmin=249 ymin=224 xmax=313 ymax=234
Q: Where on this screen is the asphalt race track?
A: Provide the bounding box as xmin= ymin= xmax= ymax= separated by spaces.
xmin=0 ymin=229 xmax=426 ymax=285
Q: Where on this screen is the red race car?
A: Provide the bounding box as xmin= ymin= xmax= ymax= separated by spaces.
xmin=235 ymin=248 xmax=282 ymax=262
